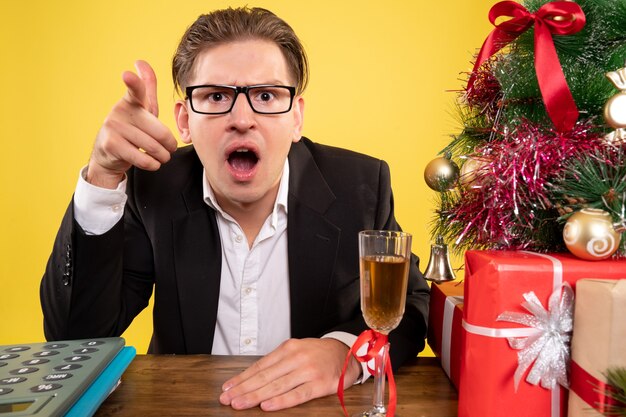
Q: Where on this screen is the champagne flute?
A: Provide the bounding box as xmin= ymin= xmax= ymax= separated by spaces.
xmin=357 ymin=230 xmax=411 ymax=417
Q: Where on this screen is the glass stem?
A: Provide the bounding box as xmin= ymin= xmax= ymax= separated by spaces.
xmin=372 ymin=342 xmax=389 ymax=412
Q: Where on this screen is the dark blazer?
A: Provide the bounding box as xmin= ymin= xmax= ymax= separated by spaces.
xmin=41 ymin=137 xmax=430 ymax=368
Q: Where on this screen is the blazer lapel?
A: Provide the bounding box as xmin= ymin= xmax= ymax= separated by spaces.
xmin=287 ymin=141 xmax=341 ymax=338
xmin=172 ymin=173 xmax=222 ymax=354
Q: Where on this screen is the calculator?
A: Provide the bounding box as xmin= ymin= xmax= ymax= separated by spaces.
xmin=0 ymin=337 xmax=135 ymax=417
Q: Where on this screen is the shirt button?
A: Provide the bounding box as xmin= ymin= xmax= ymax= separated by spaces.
xmin=112 ymin=205 xmax=121 ymax=212
xmin=244 ymin=338 xmax=251 ymax=345
xmin=244 ymin=288 xmax=252 ymax=295
xmin=235 ymin=235 xmax=243 ymax=243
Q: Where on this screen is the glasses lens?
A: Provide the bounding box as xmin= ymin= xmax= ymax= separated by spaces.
xmin=247 ymin=86 xmax=293 ymax=114
xmin=189 ymin=86 xmax=236 ymax=114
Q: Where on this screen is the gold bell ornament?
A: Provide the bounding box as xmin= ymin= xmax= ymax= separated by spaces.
xmin=424 ymin=235 xmax=456 ymax=282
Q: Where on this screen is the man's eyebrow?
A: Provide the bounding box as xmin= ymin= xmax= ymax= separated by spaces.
xmin=192 ymin=79 xmax=290 ymax=86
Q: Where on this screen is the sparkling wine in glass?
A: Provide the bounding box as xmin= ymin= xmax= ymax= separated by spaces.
xmin=357 ymin=230 xmax=411 ymax=417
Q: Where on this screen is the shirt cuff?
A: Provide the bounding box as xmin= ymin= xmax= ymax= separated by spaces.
xmin=322 ymin=331 xmax=372 ymax=384
xmin=73 ymin=166 xmax=128 ymax=235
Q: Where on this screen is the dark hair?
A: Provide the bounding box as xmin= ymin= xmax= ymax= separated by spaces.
xmin=172 ymin=7 xmax=309 ymax=95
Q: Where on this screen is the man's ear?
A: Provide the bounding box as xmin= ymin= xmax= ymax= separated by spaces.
xmin=291 ymin=96 xmax=305 ymax=143
xmin=175 ymin=100 xmax=192 ymax=144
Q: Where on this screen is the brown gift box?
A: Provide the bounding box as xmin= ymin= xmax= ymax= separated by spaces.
xmin=568 ymin=279 xmax=626 ymax=417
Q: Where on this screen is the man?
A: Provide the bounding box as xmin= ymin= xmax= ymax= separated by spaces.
xmin=41 ymin=6 xmax=430 ymax=411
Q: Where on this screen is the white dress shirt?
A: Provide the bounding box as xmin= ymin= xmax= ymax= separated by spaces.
xmin=203 ymin=163 xmax=291 ymax=354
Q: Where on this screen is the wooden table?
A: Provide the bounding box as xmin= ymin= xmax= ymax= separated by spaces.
xmin=95 ymin=355 xmax=457 ymax=416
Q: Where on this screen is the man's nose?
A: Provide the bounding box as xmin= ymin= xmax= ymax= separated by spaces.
xmin=228 ymin=92 xmax=256 ymax=129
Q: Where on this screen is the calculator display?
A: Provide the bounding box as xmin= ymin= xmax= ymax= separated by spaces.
xmin=0 ymin=401 xmax=35 ymax=413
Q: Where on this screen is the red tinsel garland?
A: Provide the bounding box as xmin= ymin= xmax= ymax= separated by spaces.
xmin=464 ymin=59 xmax=503 ymax=125
xmin=449 ymin=120 xmax=606 ymax=250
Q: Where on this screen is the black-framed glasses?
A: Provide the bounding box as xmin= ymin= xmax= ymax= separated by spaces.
xmin=185 ymin=84 xmax=296 ymax=115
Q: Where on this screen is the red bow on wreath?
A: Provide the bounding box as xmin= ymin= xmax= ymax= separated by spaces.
xmin=467 ymin=1 xmax=586 ymax=132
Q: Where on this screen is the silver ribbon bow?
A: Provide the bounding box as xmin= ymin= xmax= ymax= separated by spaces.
xmin=497 ymin=283 xmax=574 ymax=391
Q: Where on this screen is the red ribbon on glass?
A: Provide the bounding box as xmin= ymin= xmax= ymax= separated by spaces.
xmin=467 ymin=0 xmax=586 ymax=132
xmin=337 ymin=330 xmax=396 ymax=417
xmin=570 ymin=360 xmax=626 ymax=414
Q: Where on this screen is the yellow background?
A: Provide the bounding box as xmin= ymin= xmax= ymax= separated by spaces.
xmin=0 ymin=0 xmax=493 ymax=352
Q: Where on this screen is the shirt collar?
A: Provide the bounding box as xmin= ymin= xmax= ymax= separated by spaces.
xmin=202 ymin=159 xmax=289 ymax=226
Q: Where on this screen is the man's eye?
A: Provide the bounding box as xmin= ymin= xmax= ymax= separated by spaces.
xmin=208 ymin=92 xmax=226 ymax=102
xmin=196 ymin=89 xmax=232 ymax=103
xmin=255 ymin=90 xmax=276 ymax=102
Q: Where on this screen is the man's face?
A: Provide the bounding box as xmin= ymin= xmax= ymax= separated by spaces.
xmin=175 ymin=39 xmax=304 ymax=211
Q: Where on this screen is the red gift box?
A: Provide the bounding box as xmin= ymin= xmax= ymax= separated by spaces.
xmin=427 ymin=281 xmax=464 ymax=389
xmin=459 ymin=250 xmax=626 ymax=417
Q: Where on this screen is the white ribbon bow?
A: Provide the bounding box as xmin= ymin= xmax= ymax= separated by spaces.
xmin=496 ymin=282 xmax=574 ymax=391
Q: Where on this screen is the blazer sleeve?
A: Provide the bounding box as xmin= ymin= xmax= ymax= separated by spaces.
xmin=326 ymin=160 xmax=430 ymax=370
xmin=376 ymin=161 xmax=430 ymax=367
xmin=40 ymin=196 xmax=154 ymax=341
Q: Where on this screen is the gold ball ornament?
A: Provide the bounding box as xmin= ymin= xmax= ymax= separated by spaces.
xmin=424 ymin=156 xmax=460 ymax=192
xmin=563 ymin=208 xmax=622 ymax=260
xmin=459 ymin=157 xmax=485 ymax=188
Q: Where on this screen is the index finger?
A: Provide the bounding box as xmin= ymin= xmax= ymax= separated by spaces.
xmin=121 ymin=61 xmax=159 ymax=117
xmin=135 ymin=60 xmax=159 ymax=117
xmin=122 ymin=70 xmax=147 ymax=109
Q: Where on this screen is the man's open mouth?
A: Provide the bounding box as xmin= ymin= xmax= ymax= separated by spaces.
xmin=227 ymin=148 xmax=259 ymax=173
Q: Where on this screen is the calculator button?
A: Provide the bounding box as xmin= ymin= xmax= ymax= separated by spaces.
xmin=22 ymin=359 xmax=50 ymax=366
xmin=64 ymin=355 xmax=90 ymax=362
xmin=33 ymin=350 xmax=59 ymax=357
xmin=81 ymin=340 xmax=105 ymax=347
xmin=30 ymin=383 xmax=62 ymax=393
xmin=0 ymin=387 xmax=13 ymax=395
xmin=43 ymin=373 xmax=73 ymax=381
xmin=0 ymin=377 xmax=27 ymax=385
xmin=73 ymin=348 xmax=98 ymax=354
xmin=54 ymin=363 xmax=82 ymax=371
xmin=10 ymin=367 xmax=39 ymax=375
xmin=44 ymin=343 xmax=69 ymax=349
xmin=0 ymin=354 xmax=19 ymax=360
xmin=4 ymin=346 xmax=30 ymax=352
